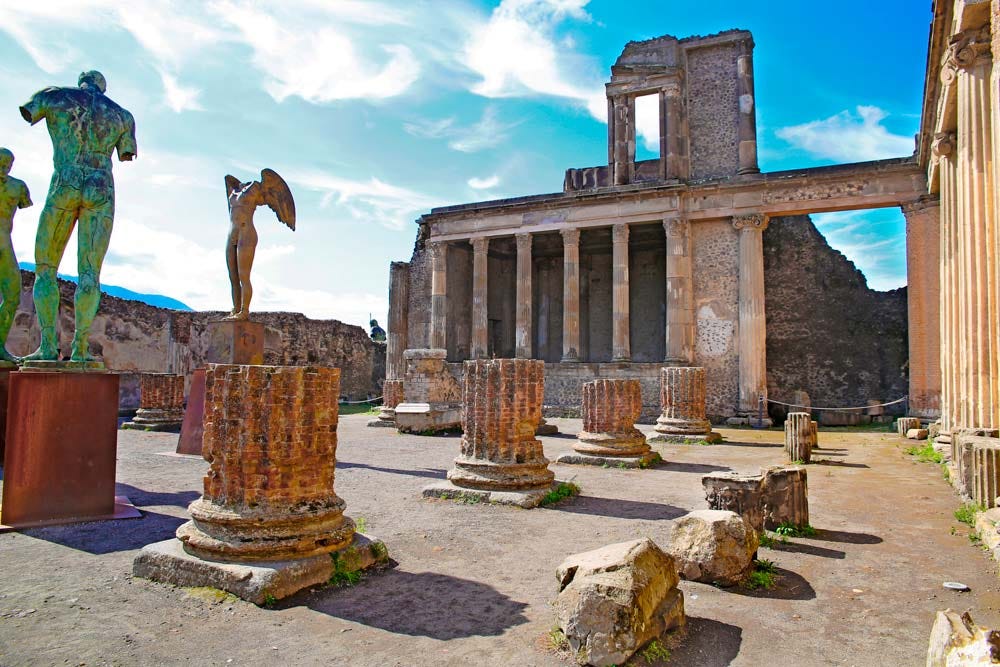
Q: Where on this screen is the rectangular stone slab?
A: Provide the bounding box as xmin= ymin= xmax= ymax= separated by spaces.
xmin=176 ymin=368 xmax=206 ymax=456
xmin=133 ymin=533 xmax=388 ymax=605
xmin=206 ymin=320 xmax=265 ymax=365
xmin=1 ymin=371 xmax=125 ymax=527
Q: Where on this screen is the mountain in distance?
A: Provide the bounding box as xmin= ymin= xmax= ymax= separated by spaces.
xmin=19 ymin=262 xmax=193 ymax=311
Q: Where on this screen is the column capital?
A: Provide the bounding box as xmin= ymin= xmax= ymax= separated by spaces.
xmin=515 ymin=232 xmax=532 ymax=252
xmin=932 ymin=132 xmax=956 ymax=158
xmin=612 ymin=223 xmax=629 ymax=244
xmin=663 ymin=217 xmax=689 ymax=237
xmin=471 ymin=236 xmax=489 ymax=254
xmin=733 ymin=213 xmax=769 ymax=232
xmin=429 ymin=241 xmax=448 ymax=260
xmin=560 ymin=227 xmax=581 ymax=245
xmin=946 ymin=25 xmax=992 ymax=72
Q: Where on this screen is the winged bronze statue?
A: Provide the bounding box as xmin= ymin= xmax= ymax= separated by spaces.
xmin=222 ymin=168 xmax=296 ymax=320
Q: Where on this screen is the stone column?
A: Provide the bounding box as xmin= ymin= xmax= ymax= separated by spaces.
xmin=122 ymin=373 xmax=186 ymax=431
xmin=610 ymin=95 xmax=635 ymax=186
xmin=664 ymin=217 xmax=694 ymax=363
xmin=136 ymin=364 xmax=388 ymax=604
xmin=395 ymin=349 xmax=463 ymax=433
xmin=561 ymin=228 xmax=581 ymax=362
xmin=368 ymin=378 xmax=404 ymax=428
xmin=760 ymin=465 xmax=809 ymax=531
xmin=558 ymin=379 xmax=654 ymax=467
xmin=702 ymin=472 xmax=765 ymax=534
xmin=429 ymin=242 xmax=448 ymax=351
xmin=660 ymin=80 xmax=687 ymax=181
xmin=736 ymin=37 xmax=760 ymax=175
xmin=935 ymin=133 xmax=958 ymax=444
xmin=471 ymin=237 xmax=490 ymax=359
xmin=515 ymin=233 xmax=533 ymax=359
xmin=733 ymin=213 xmax=771 ymax=425
xmin=424 ymin=359 xmax=556 ymax=508
xmin=902 ymin=198 xmax=942 ymax=420
xmin=950 ymin=27 xmax=997 ymax=431
xmin=784 ymin=412 xmax=813 ymax=464
xmin=612 ymin=223 xmax=631 ymax=362
xmin=385 ymin=261 xmax=410 ymax=381
xmin=651 ymin=366 xmax=720 ymax=443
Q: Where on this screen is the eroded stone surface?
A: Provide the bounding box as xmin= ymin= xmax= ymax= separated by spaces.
xmin=396 ymin=349 xmax=462 ymax=433
xmin=702 ymin=472 xmax=765 ymax=534
xmin=652 ymin=366 xmax=720 ymax=442
xmin=898 ymin=417 xmax=922 ymax=436
xmin=666 ymin=509 xmax=757 ymax=586
xmin=570 ymin=379 xmax=649 ymax=460
xmin=555 ymin=538 xmax=685 ymax=667
xmin=760 ymin=465 xmax=808 ymax=530
xmin=122 ymin=373 xmax=185 ymax=431
xmin=784 ymin=412 xmax=813 ymax=463
xmin=926 ymin=609 xmax=1000 ymax=666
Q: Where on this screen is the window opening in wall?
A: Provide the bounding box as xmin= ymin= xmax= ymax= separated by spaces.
xmin=634 ymin=93 xmax=661 ymax=162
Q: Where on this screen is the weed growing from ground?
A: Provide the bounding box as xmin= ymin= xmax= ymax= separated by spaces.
xmin=773 ymin=522 xmax=816 ymax=538
xmin=263 ymin=593 xmax=277 ymax=606
xmin=759 ymin=533 xmax=776 ymax=549
xmin=540 ymin=482 xmax=580 ymax=506
xmin=790 ymin=459 xmax=805 ymax=465
xmin=955 ymin=502 xmax=985 ymax=527
xmin=640 ymin=638 xmax=671 ymax=663
xmin=743 ymin=559 xmax=777 ymax=590
xmin=329 ymin=552 xmax=364 ymax=587
xmin=547 ymin=626 xmax=570 ymax=652
xmin=638 ymin=453 xmax=663 ymax=469
xmin=354 ymin=517 xmax=367 ymax=534
xmin=905 ymin=442 xmax=943 ymax=464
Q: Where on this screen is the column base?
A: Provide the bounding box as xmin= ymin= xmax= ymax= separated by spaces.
xmin=654 ymin=415 xmax=713 ymax=435
xmin=556 ymin=451 xmax=661 ymax=469
xmin=649 ymin=431 xmax=722 ymax=445
xmin=366 ymin=408 xmax=396 ymax=428
xmin=726 ymin=415 xmax=774 ymax=428
xmin=122 ymin=408 xmax=185 ymax=432
xmin=423 ymin=479 xmax=567 ymax=509
xmin=133 ymin=532 xmax=389 ymax=605
xmin=447 ymin=454 xmax=555 ymax=492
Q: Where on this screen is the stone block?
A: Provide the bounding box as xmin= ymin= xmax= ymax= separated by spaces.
xmin=666 ymin=509 xmax=757 ymax=587
xmin=760 ymin=465 xmax=808 ymax=530
xmin=907 ymin=428 xmax=929 ymax=440
xmin=926 ymin=609 xmax=1000 ymax=666
xmin=206 ymin=320 xmax=264 ymax=365
xmin=396 ymin=349 xmax=462 ymax=434
xmin=702 ymin=472 xmax=765 ymax=534
xmin=953 ymin=430 xmax=1000 ymax=497
xmin=555 ymin=538 xmax=685 ymax=667
xmin=897 ymin=417 xmax=921 ymax=436
xmin=784 ymin=412 xmax=812 ymax=463
xmin=176 ymin=368 xmax=206 ymax=456
xmin=970 ymin=437 xmax=1000 ymax=509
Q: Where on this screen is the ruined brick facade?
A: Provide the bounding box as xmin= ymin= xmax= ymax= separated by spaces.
xmin=138 ymin=373 xmax=184 ymax=412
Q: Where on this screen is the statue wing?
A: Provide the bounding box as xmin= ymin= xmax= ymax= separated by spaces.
xmin=260 ymin=168 xmax=296 ymax=231
xmin=224 ymin=175 xmax=241 ymax=212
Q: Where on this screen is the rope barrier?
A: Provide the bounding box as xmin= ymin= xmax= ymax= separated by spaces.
xmin=339 ymin=395 xmax=383 ymax=405
xmin=766 ymin=396 xmax=908 ymax=412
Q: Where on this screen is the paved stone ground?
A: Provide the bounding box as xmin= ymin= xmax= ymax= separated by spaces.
xmin=1 ymin=416 xmax=998 ymax=666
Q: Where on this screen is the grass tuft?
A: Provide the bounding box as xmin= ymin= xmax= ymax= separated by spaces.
xmin=638 ymin=452 xmax=663 ymax=469
xmin=955 ymin=502 xmax=985 ymax=527
xmin=640 ymin=638 xmax=671 ymax=663
xmin=905 ymin=442 xmax=943 ymax=464
xmin=547 ymin=626 xmax=570 ymax=652
xmin=773 ymin=522 xmax=816 ymax=538
xmin=743 ymin=559 xmax=778 ymax=590
xmin=354 ymin=517 xmax=367 ymax=534
xmin=540 ymin=482 xmax=580 ymax=507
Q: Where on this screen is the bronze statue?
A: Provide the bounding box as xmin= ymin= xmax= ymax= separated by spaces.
xmin=0 ymin=148 xmax=32 ymax=364
xmin=223 ymin=169 xmax=295 ymax=320
xmin=19 ymin=70 xmax=136 ymax=363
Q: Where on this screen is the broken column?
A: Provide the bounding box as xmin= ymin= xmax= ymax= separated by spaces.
xmin=122 ymin=373 xmax=185 ymax=431
xmin=394 ymin=349 xmax=462 ymax=433
xmin=897 ymin=417 xmax=921 ymax=436
xmin=557 ymin=379 xmax=656 ymax=468
xmin=367 ymin=378 xmax=404 ymax=428
xmin=651 ymin=366 xmax=721 ymax=444
xmin=784 ymin=412 xmax=813 ymax=463
xmin=702 ymin=472 xmax=765 ymax=534
xmin=423 ymin=359 xmax=556 ymax=508
xmin=971 ymin=437 xmax=1000 ymax=509
xmin=134 ymin=364 xmax=387 ymax=604
xmin=760 ymin=465 xmax=809 ymax=530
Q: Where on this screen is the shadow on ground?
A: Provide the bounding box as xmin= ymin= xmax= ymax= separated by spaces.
xmin=338 ymin=461 xmax=447 ymax=480
xmin=665 ymin=617 xmax=743 ymax=666
xmin=304 ymin=570 xmax=529 ymax=639
xmin=20 ymin=510 xmax=185 ymax=555
xmin=544 ymin=495 xmax=686 ymax=520
xmin=660 ymin=462 xmax=732 ymax=474
xmin=813 ymin=528 xmax=883 ymax=545
xmin=729 ymin=566 xmax=817 ymax=600
xmin=768 ymin=540 xmax=846 ymax=559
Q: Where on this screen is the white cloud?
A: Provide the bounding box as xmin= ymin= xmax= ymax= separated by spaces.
xmin=468 ymin=175 xmax=500 ymax=189
xmin=634 ymin=93 xmax=660 ymax=154
xmin=159 ymin=71 xmax=203 ymax=113
xmin=405 ymin=106 xmax=518 ymax=153
xmin=292 ymin=170 xmax=443 ymax=231
xmin=775 ymin=106 xmax=915 ymax=163
xmin=810 ymin=209 xmax=906 ymax=291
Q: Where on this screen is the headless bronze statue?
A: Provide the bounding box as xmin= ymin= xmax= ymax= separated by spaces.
xmin=223 ymin=169 xmax=295 ymax=320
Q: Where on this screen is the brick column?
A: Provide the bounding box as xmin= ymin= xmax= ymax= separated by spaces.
xmin=736 ymin=37 xmax=760 ymax=175
xmin=561 ymin=228 xmax=581 ymax=362
xmin=471 ymin=237 xmax=489 ymax=359
xmin=123 ymin=373 xmax=185 ymax=430
xmin=901 ymin=197 xmax=941 ymax=419
xmin=558 ymin=379 xmax=655 ymax=467
xmin=612 ymin=223 xmax=630 ymax=362
xmin=385 ymin=261 xmax=410 ymax=381
xmin=516 ymin=233 xmax=533 ymax=359
xmin=651 ymin=366 xmax=720 ymax=444
xmin=425 ymin=359 xmax=555 ymax=507
xmin=664 ymin=217 xmax=694 ymax=363
xmin=177 ymin=365 xmax=354 ymax=560
xmin=429 ymin=242 xmax=448 ymax=350
xmin=733 ymin=213 xmax=771 ymax=425
xmin=368 ymin=378 xmax=404 ymax=428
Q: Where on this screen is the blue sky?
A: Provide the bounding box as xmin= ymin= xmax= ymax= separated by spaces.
xmin=0 ymin=1 xmax=929 ymax=326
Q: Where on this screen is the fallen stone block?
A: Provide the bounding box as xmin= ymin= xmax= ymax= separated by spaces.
xmin=761 ymin=465 xmax=809 ymax=531
xmin=665 ymin=509 xmax=757 ymax=587
xmin=555 ymin=538 xmax=685 ymax=667
xmin=907 ymin=428 xmax=929 ymax=440
xmin=926 ymin=609 xmax=1000 ymax=666
xmin=897 ymin=417 xmax=921 ymax=436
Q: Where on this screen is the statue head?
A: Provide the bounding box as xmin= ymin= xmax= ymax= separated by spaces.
xmin=0 ymin=148 xmax=12 ymax=178
xmin=78 ymin=70 xmax=107 ymax=94
xmin=370 ymin=319 xmax=379 ymax=328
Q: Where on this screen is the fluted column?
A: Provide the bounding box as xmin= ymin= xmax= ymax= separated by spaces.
xmin=733 ymin=213 xmax=770 ymax=424
xmin=736 ymin=37 xmax=760 ymax=175
xmin=610 ymin=95 xmax=635 ymax=186
xmin=612 ymin=223 xmax=630 ymax=362
xmin=429 ymin=242 xmax=448 ymax=350
xmin=901 ymin=197 xmax=941 ymax=419
xmin=949 ymin=27 xmax=997 ymax=430
xmin=471 ymin=237 xmax=489 ymax=359
xmin=660 ymin=80 xmax=687 ymax=181
xmin=515 ymin=233 xmax=533 ymax=359
xmin=664 ymin=217 xmax=694 ymax=363
xmin=385 ymin=261 xmax=410 ymax=381
xmin=561 ymin=228 xmax=581 ymax=362
xmin=935 ymin=133 xmax=957 ymax=442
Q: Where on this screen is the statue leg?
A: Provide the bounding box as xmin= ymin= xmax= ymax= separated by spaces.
xmin=70 ymin=203 xmax=113 ymax=361
xmin=23 ymin=196 xmax=77 ymax=361
xmin=235 ymin=238 xmax=256 ymax=319
xmin=0 ymin=240 xmax=20 ymax=362
xmin=226 ymin=237 xmax=240 ymax=315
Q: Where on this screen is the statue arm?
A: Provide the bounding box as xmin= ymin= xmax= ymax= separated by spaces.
xmin=18 ymin=88 xmax=53 ymax=125
xmin=17 ymin=182 xmax=32 ymax=210
xmin=116 ymin=110 xmax=137 ymax=161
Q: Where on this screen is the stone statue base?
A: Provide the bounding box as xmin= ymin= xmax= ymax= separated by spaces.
xmin=395 ymin=402 xmax=462 ymax=433
xmin=207 ymin=320 xmax=264 ymax=365
xmin=0 ymin=367 xmax=12 ymax=462
xmin=176 ymin=368 xmax=207 ymax=456
xmin=133 ymin=532 xmax=388 ymax=605
xmin=20 ymin=359 xmax=106 ymax=372
xmin=0 ymin=370 xmax=140 ymax=529
xmin=423 ymin=479 xmax=568 ymax=509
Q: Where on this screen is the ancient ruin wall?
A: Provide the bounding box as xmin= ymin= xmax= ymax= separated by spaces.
xmin=686 ymin=42 xmax=740 ymax=180
xmin=763 ymin=215 xmax=908 ymax=418
xmin=8 ymin=271 xmax=384 ymax=404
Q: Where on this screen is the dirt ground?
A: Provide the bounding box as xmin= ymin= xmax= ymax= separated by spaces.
xmin=1 ymin=416 xmax=998 ymax=667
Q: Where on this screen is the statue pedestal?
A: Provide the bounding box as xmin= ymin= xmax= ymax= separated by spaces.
xmin=0 ymin=370 xmax=140 ymax=529
xmin=176 ymin=368 xmax=206 ymax=456
xmin=207 ymin=320 xmax=264 ymax=365
xmin=0 ymin=364 xmax=14 ymax=462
